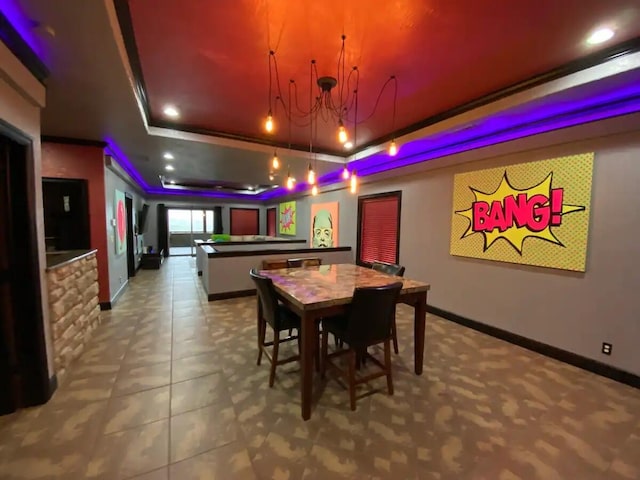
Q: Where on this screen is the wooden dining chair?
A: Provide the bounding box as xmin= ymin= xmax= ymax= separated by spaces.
xmin=262 ymin=258 xmax=288 ymax=270
xmin=371 ymin=261 xmax=405 ymax=354
xmin=250 ymin=269 xmax=301 ymax=387
xmin=320 ymin=282 xmax=403 ymax=410
xmin=287 ymin=257 xmax=321 ymax=268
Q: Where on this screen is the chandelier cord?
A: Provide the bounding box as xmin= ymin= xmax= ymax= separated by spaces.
xmin=265 ymin=36 xmax=397 ymax=138
xmin=268 ymin=51 xmax=273 ymax=114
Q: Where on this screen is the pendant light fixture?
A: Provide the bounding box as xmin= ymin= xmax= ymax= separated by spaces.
xmin=263 ymin=35 xmax=398 ymax=152
xmin=311 ymin=184 xmax=318 ymax=196
xmin=342 ymin=166 xmax=350 ymax=180
xmin=271 ymin=151 xmax=280 ymax=169
xmin=307 ymin=164 xmax=315 ymax=184
xmin=388 ymin=76 xmax=399 ymax=156
xmin=350 ymin=170 xmax=357 ymax=193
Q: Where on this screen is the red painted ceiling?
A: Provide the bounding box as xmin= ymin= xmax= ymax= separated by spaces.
xmin=127 ymin=0 xmax=640 ymax=154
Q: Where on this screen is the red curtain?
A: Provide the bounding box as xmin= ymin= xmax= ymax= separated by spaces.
xmin=230 ymin=208 xmax=259 ymax=235
xmin=359 ymin=195 xmax=400 ymax=264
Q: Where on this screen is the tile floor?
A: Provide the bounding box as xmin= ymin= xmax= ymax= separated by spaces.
xmin=0 ymin=257 xmax=639 ymax=479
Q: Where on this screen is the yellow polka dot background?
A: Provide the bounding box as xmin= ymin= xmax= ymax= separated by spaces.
xmin=449 ymin=153 xmax=594 ymax=272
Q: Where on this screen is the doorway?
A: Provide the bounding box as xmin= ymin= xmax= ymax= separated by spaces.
xmin=0 ymin=128 xmax=51 ymax=415
xmin=125 ymin=195 xmax=135 ymax=277
xmin=42 ymin=178 xmax=90 ymax=252
xmin=167 ymin=208 xmax=215 ymax=256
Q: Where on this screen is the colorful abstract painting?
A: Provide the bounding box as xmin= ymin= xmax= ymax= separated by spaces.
xmin=450 ymin=153 xmax=594 ymax=272
xmin=114 ymin=189 xmax=126 ymax=255
xmin=310 ymin=202 xmax=339 ymax=247
xmin=279 ymin=201 xmax=296 ymax=235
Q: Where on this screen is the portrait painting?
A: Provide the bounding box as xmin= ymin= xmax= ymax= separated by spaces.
xmin=310 ymin=202 xmax=339 ymax=248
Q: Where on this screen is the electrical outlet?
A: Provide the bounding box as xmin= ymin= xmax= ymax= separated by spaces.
xmin=602 ymin=342 xmax=612 ymax=355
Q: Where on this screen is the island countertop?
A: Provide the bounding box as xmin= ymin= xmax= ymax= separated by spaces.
xmin=46 ymin=249 xmax=98 ymax=270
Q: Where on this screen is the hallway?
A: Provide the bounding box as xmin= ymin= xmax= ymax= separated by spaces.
xmin=0 ymin=257 xmax=638 ymax=479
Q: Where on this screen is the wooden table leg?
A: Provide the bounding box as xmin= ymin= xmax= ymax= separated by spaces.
xmin=300 ymin=311 xmax=315 ymax=420
xmin=414 ymin=292 xmax=427 ymax=375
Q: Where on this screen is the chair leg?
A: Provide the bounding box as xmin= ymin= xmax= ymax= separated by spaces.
xmin=269 ymin=330 xmax=280 ymax=388
xmin=320 ymin=330 xmax=328 ymax=379
xmin=314 ymin=322 xmax=321 ymax=373
xmin=257 ymin=319 xmax=266 ymax=366
xmin=384 ymin=338 xmax=394 ymax=395
xmin=391 ymin=311 xmax=399 ymax=354
xmin=348 ymin=349 xmax=357 ymax=411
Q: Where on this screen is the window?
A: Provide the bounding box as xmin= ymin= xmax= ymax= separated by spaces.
xmin=230 ymin=208 xmax=259 ymax=235
xmin=167 ymin=209 xmax=215 ymax=233
xmin=357 ymin=191 xmax=402 ymax=266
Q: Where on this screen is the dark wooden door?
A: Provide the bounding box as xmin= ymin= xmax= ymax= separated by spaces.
xmin=0 ymin=137 xmax=20 ymax=414
xmin=267 ymin=207 xmax=276 ymax=236
xmin=125 ymin=195 xmax=135 ymax=277
xmin=0 ymin=131 xmax=51 ymax=414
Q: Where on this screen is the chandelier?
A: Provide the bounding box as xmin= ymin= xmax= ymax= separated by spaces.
xmin=263 ymin=34 xmax=399 ymax=193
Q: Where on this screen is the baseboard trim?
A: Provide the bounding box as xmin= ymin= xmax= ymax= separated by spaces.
xmin=427 ymin=305 xmax=640 ymax=390
xmin=208 ymin=289 xmax=256 ymax=301
xmin=109 ymin=279 xmax=128 ymax=308
xmin=99 ymin=302 xmax=112 ymax=311
xmin=47 ymin=374 xmax=58 ymax=400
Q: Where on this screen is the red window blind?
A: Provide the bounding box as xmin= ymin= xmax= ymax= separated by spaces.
xmin=267 ymin=208 xmax=276 ymax=236
xmin=358 ymin=193 xmax=400 ymax=265
xmin=230 ymin=208 xmax=259 ymax=235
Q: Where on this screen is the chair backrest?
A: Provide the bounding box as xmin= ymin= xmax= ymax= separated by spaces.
xmin=287 ymin=257 xmax=321 ymax=268
xmin=372 ymin=260 xmax=405 ymax=277
xmin=346 ymin=282 xmax=403 ymax=345
xmin=262 ymin=258 xmax=288 ymax=270
xmin=250 ymin=269 xmax=278 ymax=326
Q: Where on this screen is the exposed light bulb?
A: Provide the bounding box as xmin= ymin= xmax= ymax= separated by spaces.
xmin=350 ymin=171 xmax=357 ymax=194
xmin=307 ymin=165 xmax=315 ymax=185
xmin=272 ymin=152 xmax=280 ymax=169
xmin=342 ymin=166 xmax=350 ymax=180
xmin=162 ymin=105 xmax=179 ymax=118
xmin=269 ymin=173 xmax=274 ymax=181
xmin=265 ymin=111 xmax=274 ymax=133
xmin=389 ymin=140 xmax=398 ymax=156
xmin=587 ymin=28 xmax=614 ymax=45
xmin=311 ymin=184 xmax=318 ymax=196
xmin=337 ymin=122 xmax=348 ymax=144
xmin=286 ymin=172 xmax=295 ymax=190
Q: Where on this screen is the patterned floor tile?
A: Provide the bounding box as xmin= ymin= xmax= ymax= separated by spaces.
xmin=169 ymin=404 xmax=238 ymax=462
xmin=169 ymin=442 xmax=257 ymax=479
xmin=85 ymin=419 xmax=169 ymax=479
xmin=2 ymin=257 xmax=639 ymax=480
xmin=102 ymin=385 xmax=170 ymax=434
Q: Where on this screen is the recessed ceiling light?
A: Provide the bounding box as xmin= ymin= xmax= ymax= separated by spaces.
xmin=165 ymin=165 xmax=175 ymax=171
xmin=248 ymin=186 xmax=254 ymax=191
xmin=344 ymin=141 xmax=353 ymax=149
xmin=586 ymin=28 xmax=615 ymax=45
xmin=169 ymin=180 xmax=176 ymax=184
xmin=163 ymin=152 xmax=174 ymax=160
xmin=162 ymin=105 xmax=180 ymax=118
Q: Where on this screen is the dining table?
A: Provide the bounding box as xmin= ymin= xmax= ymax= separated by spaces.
xmin=259 ymin=263 xmax=430 ymax=420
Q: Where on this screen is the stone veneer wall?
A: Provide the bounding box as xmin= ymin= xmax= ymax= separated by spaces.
xmin=46 ymin=252 xmax=101 ymax=378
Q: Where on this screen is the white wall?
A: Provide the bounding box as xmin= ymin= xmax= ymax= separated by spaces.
xmin=104 ymin=163 xmax=146 ymax=302
xmin=276 ymin=121 xmax=640 ymax=376
xmin=0 ymin=41 xmax=52 ymax=375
